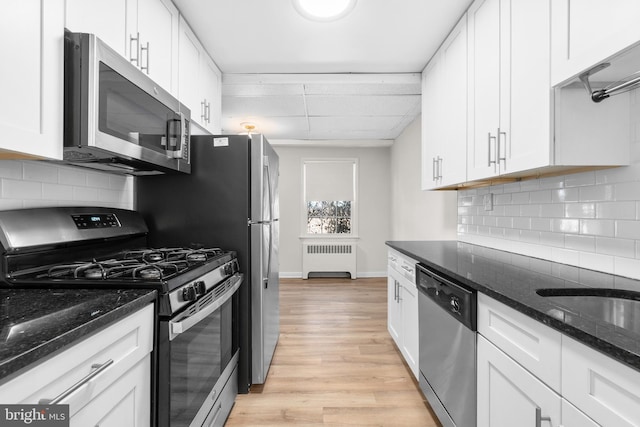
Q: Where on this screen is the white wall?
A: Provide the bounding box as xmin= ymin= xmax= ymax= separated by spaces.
xmin=458 ymin=88 xmax=640 ymax=280
xmin=390 ymin=117 xmax=458 ymax=240
xmin=274 ymin=144 xmax=391 ymax=278
xmin=0 ymin=160 xmax=133 ymax=210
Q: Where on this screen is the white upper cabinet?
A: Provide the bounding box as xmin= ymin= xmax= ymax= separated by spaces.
xmin=0 ymin=0 xmax=64 ymax=159
xmin=551 ymin=0 xmax=640 ymax=86
xmin=179 ymin=16 xmax=222 ymax=134
xmin=65 ymin=0 xmax=135 ymax=59
xmin=467 ymin=0 xmax=551 ymax=181
xmin=421 ymin=15 xmax=467 ymax=190
xmin=65 ymin=0 xmax=179 ymax=95
xmin=137 ymin=0 xmax=179 ymax=93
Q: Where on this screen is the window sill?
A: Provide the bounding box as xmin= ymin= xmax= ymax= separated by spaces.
xmin=299 ymin=235 xmax=360 ymax=241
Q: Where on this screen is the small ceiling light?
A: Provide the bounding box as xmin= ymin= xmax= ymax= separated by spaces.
xmin=293 ymin=0 xmax=357 ymax=22
xmin=239 ymin=122 xmax=258 ymax=135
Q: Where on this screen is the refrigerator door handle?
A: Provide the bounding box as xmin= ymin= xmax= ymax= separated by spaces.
xmin=264 ymin=160 xmax=273 ymax=289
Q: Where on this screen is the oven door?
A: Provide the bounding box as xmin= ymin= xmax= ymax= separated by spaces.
xmin=157 ymin=274 xmax=242 ymax=427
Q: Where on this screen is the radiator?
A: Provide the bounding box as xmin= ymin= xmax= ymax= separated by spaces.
xmin=302 ymin=242 xmax=357 ymax=279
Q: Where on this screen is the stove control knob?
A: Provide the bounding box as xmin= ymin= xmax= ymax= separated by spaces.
xmin=450 ymin=297 xmax=461 ymax=314
xmin=224 ymin=263 xmax=234 ymax=276
xmin=182 ymin=285 xmax=197 ymax=302
xmin=194 ymin=281 xmax=207 ymax=295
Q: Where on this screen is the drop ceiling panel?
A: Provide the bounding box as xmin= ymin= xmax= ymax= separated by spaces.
xmin=222 ymin=115 xmax=309 ymax=135
xmin=222 ymin=83 xmax=305 ymax=97
xmin=222 ymin=95 xmax=307 ymax=116
xmin=306 ymin=95 xmax=421 ymax=116
xmin=303 ymin=83 xmax=421 ymax=96
xmin=309 ymin=116 xmax=402 ymax=132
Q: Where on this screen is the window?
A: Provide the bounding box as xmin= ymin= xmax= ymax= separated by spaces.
xmin=303 ymin=159 xmax=357 ymax=236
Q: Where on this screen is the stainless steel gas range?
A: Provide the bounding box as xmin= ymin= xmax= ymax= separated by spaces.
xmin=0 ymin=206 xmax=241 ymax=427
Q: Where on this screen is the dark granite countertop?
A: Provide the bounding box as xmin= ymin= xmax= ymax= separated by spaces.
xmin=387 ymin=240 xmax=640 ymax=372
xmin=0 ymin=288 xmax=156 ymax=383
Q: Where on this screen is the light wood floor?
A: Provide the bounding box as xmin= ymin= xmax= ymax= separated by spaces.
xmin=226 ymin=277 xmax=441 ymax=426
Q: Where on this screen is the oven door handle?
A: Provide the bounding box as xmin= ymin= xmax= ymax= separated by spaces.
xmin=169 ymin=274 xmax=243 ymax=341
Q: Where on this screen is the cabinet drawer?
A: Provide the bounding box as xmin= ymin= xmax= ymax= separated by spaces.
xmin=387 ymin=249 xmax=417 ymax=282
xmin=477 ymin=294 xmax=561 ymax=392
xmin=0 ymin=304 xmax=153 ymax=415
xmin=562 ymin=336 xmax=640 ymax=427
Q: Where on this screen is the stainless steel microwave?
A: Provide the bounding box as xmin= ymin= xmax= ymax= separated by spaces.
xmin=63 ymin=30 xmax=191 ymax=175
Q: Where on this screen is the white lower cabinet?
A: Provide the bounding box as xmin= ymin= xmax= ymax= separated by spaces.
xmin=477 ymin=335 xmax=561 ymax=427
xmin=562 ymin=336 xmax=640 ymax=427
xmin=387 ymin=250 xmax=419 ymax=378
xmin=477 ymin=295 xmax=640 ymax=427
xmin=0 ymin=304 xmax=154 ymax=426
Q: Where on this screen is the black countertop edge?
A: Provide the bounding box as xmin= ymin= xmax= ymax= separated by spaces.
xmin=0 ymin=289 xmax=157 ymax=384
xmin=386 ymin=240 xmax=640 ymax=373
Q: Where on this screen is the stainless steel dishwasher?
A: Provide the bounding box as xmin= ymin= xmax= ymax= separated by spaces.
xmin=416 ymin=263 xmax=477 ymax=427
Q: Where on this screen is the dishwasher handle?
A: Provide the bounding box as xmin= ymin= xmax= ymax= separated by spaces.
xmin=416 ymin=263 xmax=477 ymax=331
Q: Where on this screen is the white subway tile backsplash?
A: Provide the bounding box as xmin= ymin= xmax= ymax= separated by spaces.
xmin=520 ymin=204 xmax=541 ymax=217
xmin=512 ymin=192 xmax=531 ymax=204
xmin=540 ymin=204 xmax=564 ymax=218
xmin=615 ymin=220 xmax=640 ymax=239
xmin=23 ymin=162 xmax=59 ymax=183
xmin=87 ymin=172 xmax=111 ymax=189
xmin=565 ymin=171 xmax=596 ymax=187
xmin=540 ymin=231 xmax=565 ymax=247
xmin=3 ymin=179 xmax=41 ymax=199
xmin=494 ymin=193 xmax=512 ymax=205
xmin=596 ymin=201 xmax=636 ymax=219
xmin=565 ymin=203 xmax=596 ymax=218
xmin=503 ymin=182 xmax=522 ymax=193
xmin=614 ymin=181 xmax=640 ymax=201
xmin=0 ymin=199 xmax=23 ymax=210
xmin=579 ymin=219 xmax=615 ymax=237
xmin=42 ymin=183 xmax=73 ymax=201
xmin=0 ymin=161 xmax=23 ymax=179
xmin=565 ymin=234 xmax=595 ymax=252
xmin=579 ymin=185 xmax=614 ymax=202
xmin=552 ymin=188 xmax=580 ymax=203
xmin=504 ymin=205 xmax=520 ymax=216
xmin=73 ymin=187 xmax=99 ymax=202
xmin=531 ymin=218 xmax=551 ymax=232
xmin=513 ymin=217 xmax=532 ymax=230
xmin=58 ymin=167 xmax=88 ymax=186
xmin=530 ymin=190 xmax=552 ymax=203
xmin=596 ymin=237 xmax=635 ymax=258
xmin=551 ymin=218 xmax=580 ymax=233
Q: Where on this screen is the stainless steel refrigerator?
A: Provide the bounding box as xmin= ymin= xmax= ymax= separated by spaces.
xmin=135 ymin=133 xmax=280 ymax=392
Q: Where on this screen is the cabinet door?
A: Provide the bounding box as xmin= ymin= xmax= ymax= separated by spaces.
xmin=467 ymin=0 xmax=501 ymax=181
xmin=500 ymin=0 xmax=551 ymax=174
xmin=178 ymin=16 xmax=205 ymax=126
xmin=201 ymin=55 xmax=223 ymax=133
xmin=551 ymin=0 xmax=640 ymax=86
xmin=400 ymin=280 xmax=419 ymax=379
xmin=137 ymin=0 xmax=179 ymax=94
xmin=0 ymin=0 xmax=64 ymax=160
xmin=421 ymin=57 xmax=442 ymax=190
xmin=439 ymin=16 xmax=468 ymax=187
xmin=477 ymin=335 xmax=561 ymax=427
xmin=387 ymin=274 xmax=401 ymax=345
xmin=65 ymin=0 xmax=135 ymax=60
xmin=71 ymin=357 xmax=151 ymax=427
xmin=562 ymin=336 xmax=640 ymax=427
xmin=561 ymin=399 xmax=600 ymax=427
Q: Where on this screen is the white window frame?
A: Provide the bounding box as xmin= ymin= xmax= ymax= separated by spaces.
xmin=300 ymin=158 xmax=359 ymax=239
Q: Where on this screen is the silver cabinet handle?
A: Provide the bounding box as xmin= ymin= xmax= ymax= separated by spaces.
xmin=129 ymin=33 xmax=140 ymax=66
xmin=535 ymin=407 xmax=551 ymax=427
xmin=201 ymin=99 xmax=207 ymax=122
xmin=38 ymin=359 xmax=114 ymax=405
xmin=437 ymin=156 xmax=443 ymax=180
xmin=488 ymin=132 xmax=497 ymax=170
xmin=432 ymin=157 xmax=438 ymax=181
xmin=498 ymin=127 xmax=507 ymax=169
xmin=205 ymin=101 xmax=211 ymax=123
xmin=394 ymin=279 xmax=398 ymax=302
xmin=140 ymin=41 xmax=150 ymax=74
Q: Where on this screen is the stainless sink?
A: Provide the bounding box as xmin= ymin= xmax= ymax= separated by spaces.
xmin=536 ymin=288 xmax=640 ymax=333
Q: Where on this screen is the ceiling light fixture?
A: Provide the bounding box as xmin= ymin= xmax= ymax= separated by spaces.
xmin=292 ymin=0 xmax=357 ymax=22
xmin=239 ymin=122 xmax=258 ymax=135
